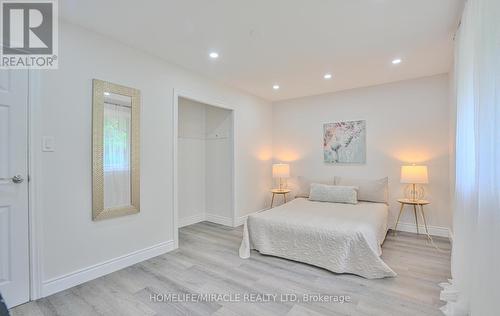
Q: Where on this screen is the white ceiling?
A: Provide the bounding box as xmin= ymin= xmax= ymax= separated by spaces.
xmin=61 ymin=0 xmax=464 ymax=101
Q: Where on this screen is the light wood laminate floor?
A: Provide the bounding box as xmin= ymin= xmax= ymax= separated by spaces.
xmin=11 ymin=222 xmax=451 ymax=316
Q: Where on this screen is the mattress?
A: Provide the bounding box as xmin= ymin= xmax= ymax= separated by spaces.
xmin=239 ymin=198 xmax=396 ymax=279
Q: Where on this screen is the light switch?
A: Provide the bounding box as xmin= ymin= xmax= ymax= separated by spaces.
xmin=42 ymin=136 xmax=55 ymax=152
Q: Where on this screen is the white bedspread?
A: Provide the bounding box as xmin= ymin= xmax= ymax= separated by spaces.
xmin=239 ymin=198 xmax=396 ymax=279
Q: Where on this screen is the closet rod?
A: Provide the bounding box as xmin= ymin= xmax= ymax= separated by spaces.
xmin=178 ymin=136 xmax=229 ymax=140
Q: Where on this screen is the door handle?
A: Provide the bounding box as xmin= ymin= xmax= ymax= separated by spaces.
xmin=0 ymin=175 xmax=24 ymax=183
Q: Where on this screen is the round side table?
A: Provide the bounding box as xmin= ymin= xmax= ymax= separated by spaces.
xmin=394 ymin=198 xmax=430 ymax=236
xmin=270 ymin=189 xmax=291 ymax=208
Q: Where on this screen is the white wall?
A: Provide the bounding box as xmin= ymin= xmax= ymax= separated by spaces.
xmin=178 ymin=98 xmax=207 ymax=223
xmin=177 ymin=98 xmax=233 ymax=225
xmin=34 ymin=21 xmax=272 ymax=291
xmin=271 ymin=75 xmax=452 ymax=232
xmin=205 ymin=105 xmax=233 ymax=220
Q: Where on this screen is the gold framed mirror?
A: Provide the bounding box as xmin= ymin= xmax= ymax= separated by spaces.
xmin=92 ymin=79 xmax=140 ymax=221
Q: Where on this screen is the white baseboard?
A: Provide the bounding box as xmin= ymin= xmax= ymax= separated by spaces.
xmin=205 ymin=213 xmax=233 ymax=227
xmin=393 ymin=222 xmax=451 ymax=238
xmin=178 ymin=213 xmax=234 ymax=228
xmin=234 ymin=208 xmax=268 ymax=227
xmin=178 ymin=213 xmax=205 ymax=228
xmin=41 ymin=240 xmax=175 ymax=297
xmin=234 ymin=215 xmax=246 ymax=227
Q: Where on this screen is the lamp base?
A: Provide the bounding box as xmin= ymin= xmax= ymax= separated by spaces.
xmin=404 ymin=184 xmax=425 ymax=201
xmin=278 ymin=177 xmax=288 ymax=190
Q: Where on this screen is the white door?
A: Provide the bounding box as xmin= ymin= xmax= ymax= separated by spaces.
xmin=0 ymin=69 xmax=29 ymax=308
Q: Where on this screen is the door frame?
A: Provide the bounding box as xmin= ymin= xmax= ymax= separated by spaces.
xmin=27 ymin=70 xmax=43 ymax=300
xmin=172 ymin=88 xmax=236 ymax=249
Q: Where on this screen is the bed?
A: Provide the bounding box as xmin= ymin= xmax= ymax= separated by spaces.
xmin=239 ymin=197 xmax=396 ymax=279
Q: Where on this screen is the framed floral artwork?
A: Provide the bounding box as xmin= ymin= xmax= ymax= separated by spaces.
xmin=323 ymin=120 xmax=366 ymax=163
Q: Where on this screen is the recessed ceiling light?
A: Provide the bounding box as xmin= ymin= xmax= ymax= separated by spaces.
xmin=104 ymin=92 xmax=110 ymax=96
xmin=392 ymin=58 xmax=402 ymax=64
xmin=209 ymin=52 xmax=219 ymax=59
xmin=323 ymin=73 xmax=332 ymax=79
xmin=273 ymin=84 xmax=280 ymax=90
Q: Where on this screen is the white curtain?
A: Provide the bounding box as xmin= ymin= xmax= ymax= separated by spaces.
xmin=440 ymin=0 xmax=500 ymax=315
xmin=103 ymin=102 xmax=131 ymax=209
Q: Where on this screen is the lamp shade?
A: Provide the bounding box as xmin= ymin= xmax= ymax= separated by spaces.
xmin=401 ymin=165 xmax=428 ymax=184
xmin=272 ymin=163 xmax=290 ymax=178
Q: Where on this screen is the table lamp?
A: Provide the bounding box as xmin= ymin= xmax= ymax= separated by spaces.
xmin=272 ymin=163 xmax=290 ymax=190
xmin=401 ymin=165 xmax=428 ymax=201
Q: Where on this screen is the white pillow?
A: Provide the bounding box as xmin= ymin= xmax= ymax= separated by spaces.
xmin=308 ymin=183 xmax=358 ymax=204
xmin=295 ymin=176 xmax=334 ymax=198
xmin=334 ymin=176 xmax=388 ymax=203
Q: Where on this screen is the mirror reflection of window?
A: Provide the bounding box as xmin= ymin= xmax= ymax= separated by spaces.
xmin=103 ymin=92 xmax=132 ymax=209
